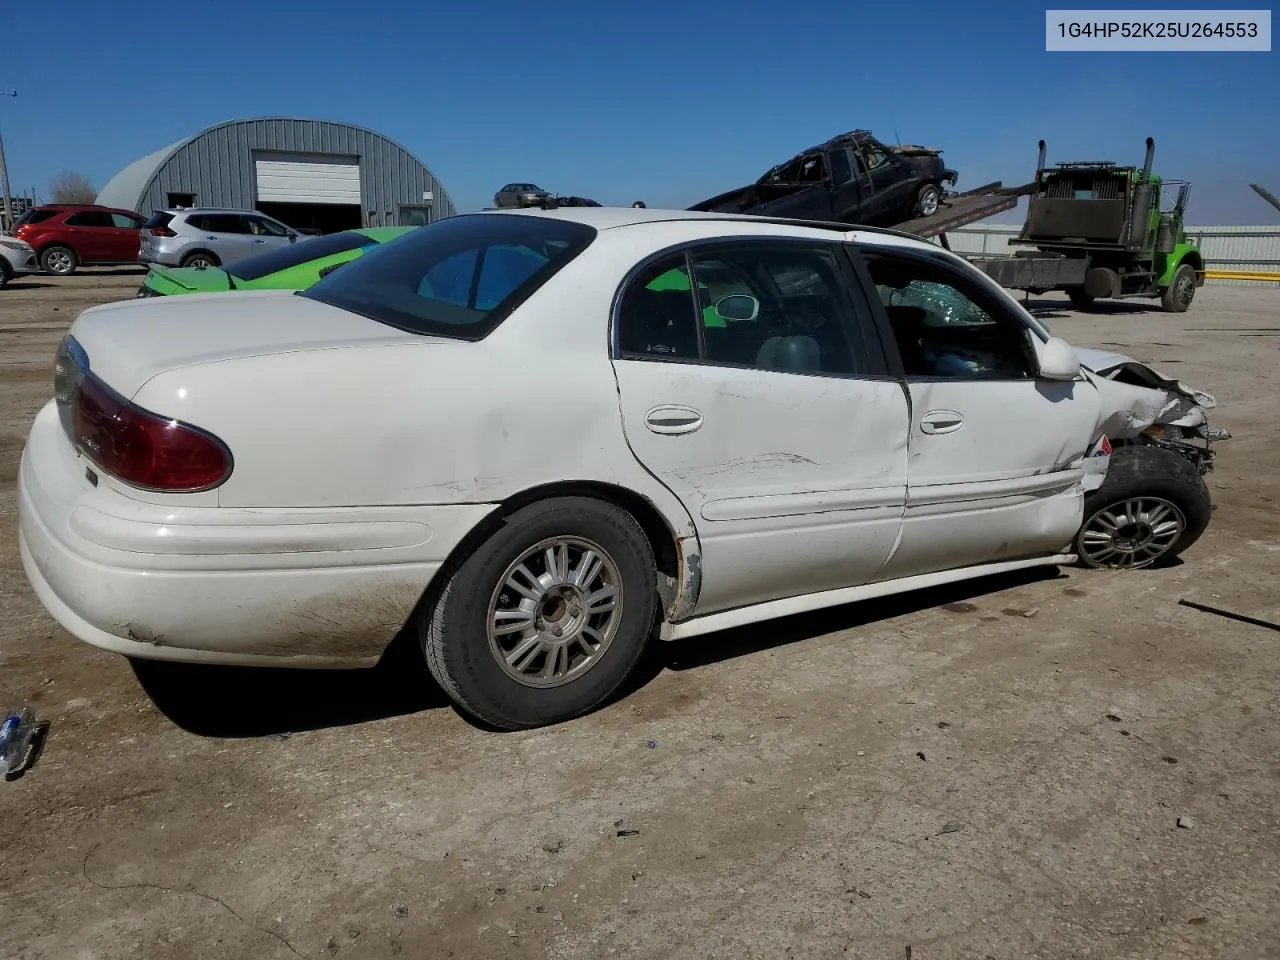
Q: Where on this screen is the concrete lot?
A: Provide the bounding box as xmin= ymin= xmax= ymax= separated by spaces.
xmin=1 ymin=271 xmax=1278 ymax=960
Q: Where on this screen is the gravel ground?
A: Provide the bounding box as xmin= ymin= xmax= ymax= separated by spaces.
xmin=1 ymin=271 xmax=1278 ymax=960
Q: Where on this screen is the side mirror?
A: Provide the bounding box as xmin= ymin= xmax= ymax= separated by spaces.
xmin=714 ymin=294 xmax=760 ymax=322
xmin=288 ymin=232 xmax=298 ymax=243
xmin=1034 ymin=335 xmax=1081 ymax=380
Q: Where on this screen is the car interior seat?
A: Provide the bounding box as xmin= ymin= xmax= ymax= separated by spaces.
xmin=754 ymin=335 xmax=822 ymax=372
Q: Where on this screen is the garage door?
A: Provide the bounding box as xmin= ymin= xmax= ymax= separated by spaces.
xmin=255 ymin=158 xmax=361 ymax=205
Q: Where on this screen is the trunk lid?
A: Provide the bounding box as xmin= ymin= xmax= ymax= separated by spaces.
xmin=67 ymin=289 xmax=427 ymax=399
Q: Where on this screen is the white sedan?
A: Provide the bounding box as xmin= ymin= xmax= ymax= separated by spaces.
xmin=0 ymin=234 xmax=39 ymax=288
xmin=18 ymin=207 xmax=1224 ymax=729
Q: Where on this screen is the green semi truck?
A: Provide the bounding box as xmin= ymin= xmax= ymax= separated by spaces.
xmin=962 ymin=138 xmax=1205 ymax=312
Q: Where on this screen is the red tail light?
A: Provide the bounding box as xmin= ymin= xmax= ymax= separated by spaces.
xmin=148 ymin=226 xmax=177 ymax=237
xmin=55 ymin=337 xmax=231 ymax=492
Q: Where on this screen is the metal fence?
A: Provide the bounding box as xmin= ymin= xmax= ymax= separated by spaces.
xmin=943 ymin=224 xmax=1280 ymax=287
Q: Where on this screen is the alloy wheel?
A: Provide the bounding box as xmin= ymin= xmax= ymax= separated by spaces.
xmin=1078 ymin=496 xmax=1186 ymax=568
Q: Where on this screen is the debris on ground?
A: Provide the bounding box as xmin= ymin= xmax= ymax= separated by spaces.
xmin=541 ymin=838 xmax=564 ymax=854
xmin=1177 ymin=816 xmax=1194 ymax=830
xmin=0 ymin=706 xmax=39 ymax=778
xmin=1106 ymin=713 xmax=1123 ymax=722
xmin=1162 ymin=755 xmax=1179 ymax=764
xmin=1178 ymin=598 xmax=1280 ymax=632
xmin=616 ymin=829 xmax=641 ymax=838
xmin=937 ymin=822 xmax=964 ymax=835
xmin=915 ymin=751 xmax=927 ymax=762
xmin=645 ymin=739 xmax=656 ymax=749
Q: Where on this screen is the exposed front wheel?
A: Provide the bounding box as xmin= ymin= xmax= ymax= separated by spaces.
xmin=1075 ymin=443 xmax=1212 ymax=569
xmin=1161 ymin=263 xmax=1197 ymax=313
xmin=914 ymin=183 xmax=941 ymax=217
xmin=40 ymin=245 xmax=78 ymax=276
xmin=421 ymin=497 xmax=658 ymax=729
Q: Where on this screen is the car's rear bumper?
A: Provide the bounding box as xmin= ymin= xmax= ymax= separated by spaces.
xmin=18 ymin=400 xmax=498 ymax=668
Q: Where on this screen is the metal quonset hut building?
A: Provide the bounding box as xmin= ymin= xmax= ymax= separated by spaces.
xmin=96 ymin=117 xmax=456 ymax=234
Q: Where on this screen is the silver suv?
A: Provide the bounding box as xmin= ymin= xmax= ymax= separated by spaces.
xmin=139 ymin=208 xmax=301 ymax=269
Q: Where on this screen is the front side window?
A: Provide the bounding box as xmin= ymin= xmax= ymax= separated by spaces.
xmin=862 ymin=147 xmax=888 ymax=172
xmin=250 ymin=216 xmax=290 ymax=237
xmin=829 ymin=149 xmax=853 ymax=185
xmin=860 ymin=249 xmax=1035 ymax=380
xmin=616 ymin=242 xmax=871 ymax=376
xmin=302 ymin=213 xmax=595 ymax=339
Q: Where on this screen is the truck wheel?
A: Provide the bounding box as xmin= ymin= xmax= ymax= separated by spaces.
xmin=421 ymin=497 xmax=658 ymax=730
xmin=1074 ymin=443 xmax=1211 ymax=570
xmin=1067 ymin=287 xmax=1095 ymax=308
xmin=914 ymin=184 xmax=941 ymax=217
xmin=1161 ymin=263 xmax=1196 ymax=313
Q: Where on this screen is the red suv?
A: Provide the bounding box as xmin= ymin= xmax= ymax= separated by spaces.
xmin=13 ymin=204 xmax=147 ymax=276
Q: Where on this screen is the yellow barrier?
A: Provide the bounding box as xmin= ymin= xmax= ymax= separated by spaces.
xmin=1204 ymin=269 xmax=1280 ymax=282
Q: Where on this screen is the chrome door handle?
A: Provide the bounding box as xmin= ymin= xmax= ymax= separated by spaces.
xmin=920 ymin=409 xmax=964 ymax=435
xmin=644 ymin=404 xmax=703 ymax=435
xmin=252 ymin=239 xmax=266 ymax=244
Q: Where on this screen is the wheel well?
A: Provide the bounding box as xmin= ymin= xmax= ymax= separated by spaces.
xmin=499 ymin=481 xmax=681 ymax=583
xmin=389 ymin=481 xmax=686 ymax=661
xmin=181 ymin=249 xmax=220 ymax=265
xmin=1179 ymin=251 xmax=1204 ymax=273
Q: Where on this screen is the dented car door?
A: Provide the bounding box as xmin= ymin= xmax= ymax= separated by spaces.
xmin=851 ymin=243 xmax=1103 ymax=580
xmin=610 ymin=237 xmax=910 ymax=617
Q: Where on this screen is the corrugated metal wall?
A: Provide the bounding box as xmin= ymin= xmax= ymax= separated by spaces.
xmin=135 ymin=118 xmax=456 ymax=226
xmin=944 ymin=224 xmax=1280 ymax=287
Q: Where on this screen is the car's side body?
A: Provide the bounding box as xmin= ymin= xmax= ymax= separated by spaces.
xmin=139 ymin=208 xmax=302 ymax=269
xmin=13 ymin=203 xmax=147 ymax=275
xmin=17 ymin=208 xmax=1221 ymax=693
xmin=136 ymin=226 xmax=415 ymax=297
xmin=493 ymin=183 xmax=554 ymax=208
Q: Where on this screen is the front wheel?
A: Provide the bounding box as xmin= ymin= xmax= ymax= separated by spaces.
xmin=914 ymin=183 xmax=941 ymax=217
xmin=1075 ymin=443 xmax=1212 ymax=569
xmin=1066 ymin=286 xmax=1095 ymax=308
xmin=421 ymin=497 xmax=658 ymax=729
xmin=1161 ymin=263 xmax=1197 ymax=313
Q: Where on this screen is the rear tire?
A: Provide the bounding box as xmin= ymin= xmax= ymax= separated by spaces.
xmin=40 ymin=245 xmax=78 ymax=276
xmin=1075 ymin=443 xmax=1211 ymax=569
xmin=421 ymin=497 xmax=658 ymax=730
xmin=180 ymin=251 xmax=220 ymax=268
xmin=1066 ymin=286 xmax=1095 ymax=308
xmin=0 ymin=258 xmax=11 ymax=289
xmin=1161 ymin=263 xmax=1196 ymax=313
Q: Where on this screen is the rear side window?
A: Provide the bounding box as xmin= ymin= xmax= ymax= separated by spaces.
xmin=230 ymin=230 xmax=376 ymax=282
xmin=144 ymin=212 xmax=175 ymax=230
xmin=65 ymin=211 xmax=114 ymax=227
xmin=15 ymin=208 xmax=57 ymax=226
xmin=302 ymin=213 xmax=596 ymax=340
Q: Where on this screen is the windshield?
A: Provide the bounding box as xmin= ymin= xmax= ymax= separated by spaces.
xmin=229 ymin=230 xmax=377 ymax=282
xmin=301 ymin=214 xmax=597 ymax=340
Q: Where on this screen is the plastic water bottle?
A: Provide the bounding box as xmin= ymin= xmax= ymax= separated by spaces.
xmin=0 ymin=707 xmax=36 ymax=777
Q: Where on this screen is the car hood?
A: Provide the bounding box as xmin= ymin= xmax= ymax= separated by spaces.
xmin=1076 ymin=345 xmax=1219 ymax=435
xmin=67 ymin=289 xmax=427 ymax=400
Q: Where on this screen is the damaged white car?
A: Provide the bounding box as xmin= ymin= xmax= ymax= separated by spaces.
xmin=17 ymin=208 xmax=1229 ymax=730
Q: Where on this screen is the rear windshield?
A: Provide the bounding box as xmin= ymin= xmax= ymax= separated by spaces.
xmin=301 ymin=214 xmax=597 ymax=340
xmin=229 ymin=230 xmax=377 ymax=282
xmin=144 ymin=212 xmax=174 ymax=229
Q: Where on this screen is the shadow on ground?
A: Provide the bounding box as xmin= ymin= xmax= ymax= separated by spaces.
xmin=134 ymin=567 xmax=1064 ymax=739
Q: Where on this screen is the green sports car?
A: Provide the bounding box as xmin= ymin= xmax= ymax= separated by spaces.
xmin=135 ymin=226 xmax=416 ymax=298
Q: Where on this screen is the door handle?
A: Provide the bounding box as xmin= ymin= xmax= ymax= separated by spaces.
xmin=644 ymin=404 xmax=703 ymax=436
xmin=920 ymin=410 xmax=964 ymax=435
xmin=251 ymin=239 xmax=266 ymax=244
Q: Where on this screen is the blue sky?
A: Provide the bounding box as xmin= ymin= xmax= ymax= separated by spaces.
xmin=3 ymin=0 xmax=1277 ymax=223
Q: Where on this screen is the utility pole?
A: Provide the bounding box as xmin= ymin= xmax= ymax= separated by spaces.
xmin=0 ymin=89 xmax=15 ymax=234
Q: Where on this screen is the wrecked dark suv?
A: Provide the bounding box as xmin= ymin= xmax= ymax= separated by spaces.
xmin=689 ymin=129 xmax=958 ymax=228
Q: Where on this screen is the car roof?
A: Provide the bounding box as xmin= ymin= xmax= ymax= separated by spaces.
xmin=164 ymin=207 xmax=277 ymax=215
xmin=480 ymin=205 xmax=939 ymax=253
